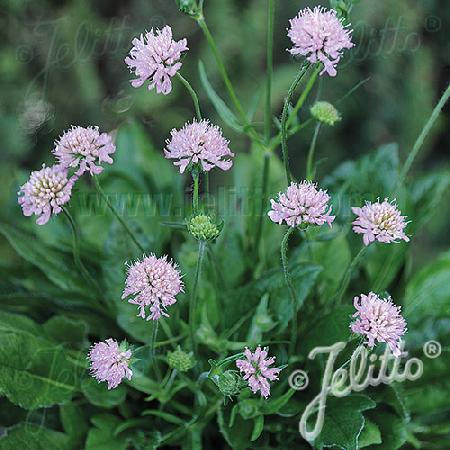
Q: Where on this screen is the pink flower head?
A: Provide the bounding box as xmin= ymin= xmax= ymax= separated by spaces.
xmin=236 ymin=346 xmax=282 ymax=398
xmin=352 ymin=199 xmax=410 ymax=246
xmin=88 ymin=339 xmax=133 ymax=389
xmin=122 ymin=254 xmax=183 ymax=321
xmin=53 ymin=126 xmax=115 ymax=177
xmin=287 ymin=6 xmax=354 ymax=76
xmin=125 ymin=26 xmax=188 ymax=95
xmin=350 ymin=292 xmax=407 ymax=357
xmin=18 ymin=164 xmax=74 ymax=225
xmin=164 ymin=119 xmax=234 ymax=173
xmin=268 ymin=181 xmax=335 ymax=228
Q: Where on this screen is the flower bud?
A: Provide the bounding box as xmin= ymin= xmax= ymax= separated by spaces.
xmin=310 ymin=101 xmax=341 ymax=126
xmin=188 ymin=215 xmax=220 ymax=241
xmin=167 ymin=347 xmax=195 ymax=372
xmin=212 ymin=370 xmax=243 ymax=396
xmin=175 ymin=0 xmax=201 ymax=17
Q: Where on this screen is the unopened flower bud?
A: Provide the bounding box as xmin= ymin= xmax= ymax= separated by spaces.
xmin=213 ymin=370 xmax=243 ymax=396
xmin=188 ymin=215 xmax=220 ymax=241
xmin=176 ymin=0 xmax=201 ymax=17
xmin=310 ymin=101 xmax=341 ymax=126
xmin=167 ymin=347 xmax=195 ymax=372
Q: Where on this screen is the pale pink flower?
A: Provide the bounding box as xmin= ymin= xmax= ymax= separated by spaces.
xmin=164 ymin=119 xmax=234 ymax=173
xmin=236 ymin=346 xmax=282 ymax=398
xmin=53 ymin=126 xmax=115 ymax=177
xmin=18 ymin=164 xmax=74 ymax=225
xmin=88 ymin=339 xmax=133 ymax=389
xmin=125 ymin=26 xmax=188 ymax=95
xmin=268 ymin=181 xmax=335 ymax=228
xmin=122 ymin=254 xmax=183 ymax=321
xmin=350 ymin=292 xmax=407 ymax=358
xmin=288 ymin=6 xmax=354 ymax=76
xmin=352 ymin=199 xmax=410 ymax=246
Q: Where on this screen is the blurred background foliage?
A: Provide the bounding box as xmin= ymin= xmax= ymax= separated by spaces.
xmin=1 ymin=1 xmax=450 ymax=449
xmin=1 ymin=0 xmax=449 ymax=265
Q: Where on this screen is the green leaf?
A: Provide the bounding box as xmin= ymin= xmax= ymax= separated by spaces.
xmin=43 ymin=316 xmax=87 ymax=348
xmin=0 ymin=223 xmax=89 ymax=295
xmin=81 ymin=376 xmax=127 ymax=408
xmin=86 ymin=414 xmax=128 ymax=450
xmin=367 ymin=411 xmax=407 ymax=450
xmin=300 ymin=305 xmax=354 ymax=355
xmin=404 ymin=250 xmax=450 ymax=324
xmin=359 ymin=419 xmax=382 ymax=448
xmin=198 ymin=60 xmax=243 ymax=132
xmin=0 ymin=312 xmax=78 ymax=410
xmin=315 ymin=394 xmax=376 ymax=450
xmin=217 ymin=405 xmax=253 ymax=450
xmin=0 ymin=424 xmax=70 ymax=450
xmin=250 ymin=415 xmax=264 ymax=442
xmin=60 ymin=403 xmax=90 ymax=449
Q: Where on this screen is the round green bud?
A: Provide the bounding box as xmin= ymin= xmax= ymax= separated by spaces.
xmin=175 ymin=0 xmax=200 ymax=17
xmin=188 ymin=215 xmax=220 ymax=241
xmin=167 ymin=347 xmax=195 ymax=372
xmin=310 ymin=101 xmax=341 ymax=126
xmin=214 ymin=370 xmax=243 ymax=396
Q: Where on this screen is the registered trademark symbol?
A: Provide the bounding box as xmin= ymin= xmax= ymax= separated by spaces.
xmin=423 ymin=340 xmax=441 ymax=359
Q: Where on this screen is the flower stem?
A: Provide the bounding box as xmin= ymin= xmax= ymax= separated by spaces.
xmin=255 ymin=151 xmax=271 ymax=255
xmin=176 ymin=72 xmax=202 ymax=121
xmin=335 ymin=246 xmax=367 ymax=304
xmin=264 ymin=0 xmax=275 ymax=144
xmin=149 ymin=319 xmax=159 ymax=376
xmin=280 ymin=227 xmax=299 ymax=355
xmin=396 ymin=82 xmax=450 ymax=191
xmin=94 ymin=178 xmax=145 ymax=254
xmin=306 ymin=123 xmax=321 ymax=180
xmin=196 ymin=16 xmax=263 ymax=147
xmin=190 ymin=240 xmax=206 ymax=359
xmin=63 ymin=208 xmax=100 ymax=293
xmin=192 ymin=171 xmax=200 ymax=214
xmin=287 ymin=65 xmax=320 ymax=129
xmin=281 ymin=63 xmax=310 ymax=184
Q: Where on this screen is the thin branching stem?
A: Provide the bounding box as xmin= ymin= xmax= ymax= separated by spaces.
xmin=306 ymin=123 xmax=321 ymax=180
xmin=280 ymin=63 xmax=310 ymax=184
xmin=396 ymin=82 xmax=450 ymax=191
xmin=255 ymin=151 xmax=271 ymax=256
xmin=335 ymin=246 xmax=367 ymax=304
xmin=192 ymin=171 xmax=200 ymax=214
xmin=176 ymin=72 xmax=202 ymax=120
xmin=280 ymin=227 xmax=299 ymax=355
xmin=94 ymin=178 xmax=145 ymax=254
xmin=264 ymin=0 xmax=275 ymax=144
xmin=190 ymin=241 xmax=206 ymax=359
xmin=63 ymin=208 xmax=100 ymax=293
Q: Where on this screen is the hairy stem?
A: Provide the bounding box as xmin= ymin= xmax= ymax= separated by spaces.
xmin=396 ymin=82 xmax=450 ymax=190
xmin=192 ymin=171 xmax=200 ymax=214
xmin=190 ymin=241 xmax=206 ymax=359
xmin=281 ymin=227 xmax=299 ymax=355
xmin=94 ymin=178 xmax=145 ymax=254
xmin=306 ymin=123 xmax=321 ymax=180
xmin=176 ymin=72 xmax=202 ymax=120
xmin=264 ymin=0 xmax=275 ymax=144
xmin=335 ymin=246 xmax=367 ymax=304
xmin=281 ymin=63 xmax=310 ymax=184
